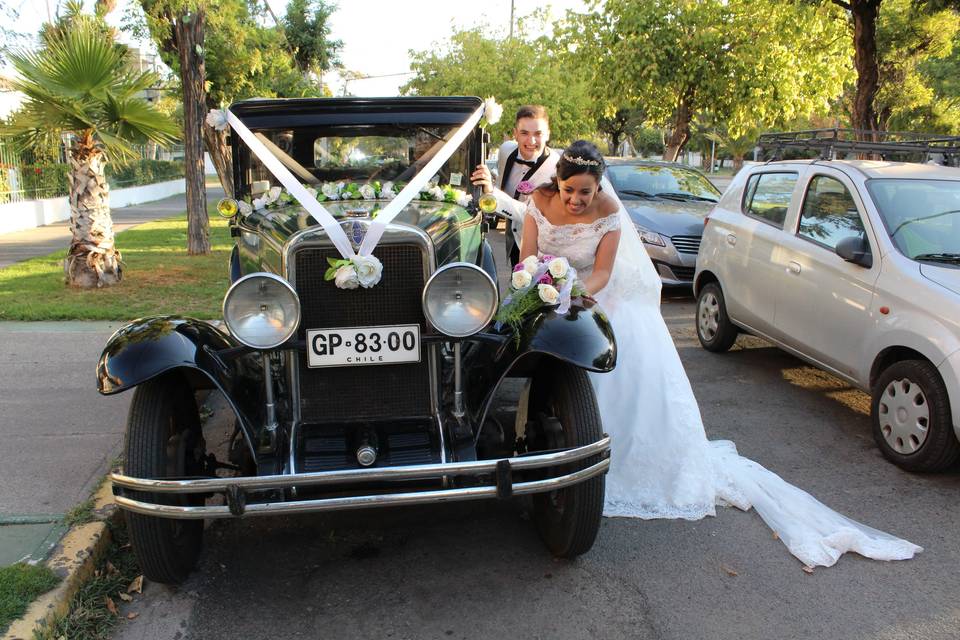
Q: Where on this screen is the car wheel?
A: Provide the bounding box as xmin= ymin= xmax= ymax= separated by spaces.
xmin=124 ymin=374 xmax=207 ymax=584
xmin=872 ymin=359 xmax=960 ymax=472
xmin=696 ymin=282 xmax=738 ymax=352
xmin=528 ymin=362 xmax=604 ymax=559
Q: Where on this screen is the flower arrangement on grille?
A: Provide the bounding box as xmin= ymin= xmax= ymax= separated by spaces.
xmin=495 ymin=255 xmax=588 ymax=343
xmin=235 ymin=181 xmax=472 ymax=214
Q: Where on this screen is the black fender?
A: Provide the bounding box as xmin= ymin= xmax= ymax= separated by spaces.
xmin=463 ymin=298 xmax=616 ymax=432
xmin=97 ymin=316 xmax=263 ymax=459
xmin=478 ymin=238 xmax=498 ymax=284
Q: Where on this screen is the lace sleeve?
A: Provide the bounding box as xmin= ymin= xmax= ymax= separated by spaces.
xmin=602 ymin=211 xmax=621 ymax=232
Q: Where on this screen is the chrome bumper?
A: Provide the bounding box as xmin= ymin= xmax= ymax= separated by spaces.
xmin=110 ymin=436 xmax=610 ymax=519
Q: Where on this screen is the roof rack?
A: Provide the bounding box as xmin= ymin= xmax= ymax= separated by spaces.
xmin=755 ymin=128 xmax=960 ymax=166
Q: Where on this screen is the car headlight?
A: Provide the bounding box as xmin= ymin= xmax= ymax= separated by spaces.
xmin=634 ymin=223 xmax=666 ymax=247
xmin=422 ymin=263 xmax=498 ymax=337
xmin=223 ymin=273 xmax=301 ymax=349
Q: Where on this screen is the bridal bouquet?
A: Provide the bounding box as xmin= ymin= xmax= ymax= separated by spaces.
xmin=495 ymin=255 xmax=588 ymax=343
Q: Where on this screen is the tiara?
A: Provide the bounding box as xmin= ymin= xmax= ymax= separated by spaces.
xmin=562 ymin=153 xmax=601 ymax=166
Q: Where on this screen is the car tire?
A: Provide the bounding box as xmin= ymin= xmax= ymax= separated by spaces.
xmin=696 ymin=282 xmax=738 ymax=352
xmin=529 ymin=362 xmax=605 ymax=559
xmin=871 ymin=359 xmax=960 ymax=472
xmin=124 ymin=374 xmax=206 ymax=584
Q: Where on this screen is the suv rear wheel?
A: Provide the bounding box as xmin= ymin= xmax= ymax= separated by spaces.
xmin=696 ymin=282 xmax=738 ymax=352
xmin=872 ymin=359 xmax=960 ymax=472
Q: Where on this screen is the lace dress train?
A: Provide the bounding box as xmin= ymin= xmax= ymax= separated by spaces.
xmin=526 ymin=196 xmax=922 ymax=568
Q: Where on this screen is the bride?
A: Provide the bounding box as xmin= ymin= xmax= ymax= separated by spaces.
xmin=518 ymin=140 xmax=922 ymax=568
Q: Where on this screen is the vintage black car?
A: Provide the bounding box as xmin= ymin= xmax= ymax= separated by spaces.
xmin=99 ymin=96 xmax=616 ymax=584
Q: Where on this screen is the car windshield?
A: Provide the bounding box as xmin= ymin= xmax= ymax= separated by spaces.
xmin=241 ymin=123 xmax=474 ymax=196
xmin=867 ymin=179 xmax=960 ymax=262
xmin=606 ymin=164 xmax=721 ymax=202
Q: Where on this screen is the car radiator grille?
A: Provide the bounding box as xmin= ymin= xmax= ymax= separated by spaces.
xmin=293 ymin=244 xmax=432 ymax=423
xmin=669 ymin=265 xmax=696 ymax=280
xmin=671 ymin=235 xmax=702 ymax=255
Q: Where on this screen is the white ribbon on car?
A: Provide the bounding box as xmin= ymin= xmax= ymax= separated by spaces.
xmin=225 ymin=104 xmax=485 ymax=264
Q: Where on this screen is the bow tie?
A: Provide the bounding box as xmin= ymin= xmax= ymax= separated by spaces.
xmin=515 ymin=157 xmax=537 ymax=167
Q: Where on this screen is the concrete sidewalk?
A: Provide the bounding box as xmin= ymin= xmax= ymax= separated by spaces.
xmin=0 ymin=186 xmax=224 ymax=268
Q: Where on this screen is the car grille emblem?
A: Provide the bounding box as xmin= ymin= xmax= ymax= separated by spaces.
xmin=351 ymin=221 xmax=365 ymax=245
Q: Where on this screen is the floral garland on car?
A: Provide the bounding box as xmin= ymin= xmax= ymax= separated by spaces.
xmin=495 ymin=255 xmax=589 ymax=344
xmin=235 ymin=180 xmax=473 ymax=215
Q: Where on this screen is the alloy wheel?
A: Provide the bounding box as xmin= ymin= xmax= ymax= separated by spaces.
xmin=698 ymin=291 xmax=720 ymax=341
xmin=877 ymin=377 xmax=930 ymax=454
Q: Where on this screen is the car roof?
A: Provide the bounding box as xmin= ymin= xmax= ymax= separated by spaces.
xmin=752 ymin=159 xmax=960 ymax=180
xmin=229 ymin=96 xmax=484 ymax=128
xmin=605 ymin=158 xmax=704 ymax=171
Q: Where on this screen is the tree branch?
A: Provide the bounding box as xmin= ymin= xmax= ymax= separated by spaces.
xmin=830 ymin=0 xmax=852 ymax=11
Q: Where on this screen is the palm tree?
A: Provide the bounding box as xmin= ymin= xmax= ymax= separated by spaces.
xmin=4 ymin=16 xmax=178 ymax=288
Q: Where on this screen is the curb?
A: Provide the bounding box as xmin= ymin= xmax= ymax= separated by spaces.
xmin=2 ymin=480 xmax=119 ymax=640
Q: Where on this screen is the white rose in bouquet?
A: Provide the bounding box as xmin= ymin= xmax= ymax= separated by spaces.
xmin=334 ymin=265 xmax=359 ymax=289
xmin=359 ymin=183 xmax=377 ymax=200
xmin=538 ymin=283 xmax=560 ymax=305
xmin=522 ymin=255 xmax=539 ymax=274
xmin=352 ymin=254 xmax=383 ymax=288
xmin=321 ymin=183 xmax=340 ymax=200
xmin=511 ymin=269 xmax=532 ymax=289
xmin=547 ymin=257 xmax=569 ymax=279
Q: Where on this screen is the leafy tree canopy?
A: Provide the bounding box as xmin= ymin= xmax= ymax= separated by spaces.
xmin=283 ymin=0 xmax=342 ymax=78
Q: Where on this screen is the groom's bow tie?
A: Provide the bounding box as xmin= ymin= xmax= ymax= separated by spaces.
xmin=515 ymin=157 xmax=537 ymax=167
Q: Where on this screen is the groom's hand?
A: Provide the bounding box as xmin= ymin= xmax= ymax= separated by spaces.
xmin=470 ymin=164 xmax=493 ymax=194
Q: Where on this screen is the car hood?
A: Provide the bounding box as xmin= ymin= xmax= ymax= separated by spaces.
xmin=622 ymin=199 xmax=714 ymax=236
xmin=920 ymin=263 xmax=960 ymax=296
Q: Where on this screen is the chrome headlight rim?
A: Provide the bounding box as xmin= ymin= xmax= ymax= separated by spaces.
xmin=222 ymin=272 xmax=301 ymax=350
xmin=422 ymin=262 xmax=499 ymax=338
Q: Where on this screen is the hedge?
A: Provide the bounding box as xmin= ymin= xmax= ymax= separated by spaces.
xmin=0 ymin=160 xmax=184 ymax=202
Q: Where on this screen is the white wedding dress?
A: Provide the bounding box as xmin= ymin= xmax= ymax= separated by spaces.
xmin=525 ymin=189 xmax=922 ymax=568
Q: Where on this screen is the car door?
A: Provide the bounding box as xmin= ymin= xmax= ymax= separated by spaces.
xmin=773 ymin=169 xmax=881 ymax=378
xmin=720 ymin=169 xmax=802 ymax=334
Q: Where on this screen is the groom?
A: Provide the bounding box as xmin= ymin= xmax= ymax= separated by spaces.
xmin=471 ymin=105 xmax=559 ymax=267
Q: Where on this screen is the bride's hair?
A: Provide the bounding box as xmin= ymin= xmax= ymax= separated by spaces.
xmin=538 ymin=140 xmax=605 ymax=193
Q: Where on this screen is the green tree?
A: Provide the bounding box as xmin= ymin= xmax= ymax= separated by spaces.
xmin=3 ymin=18 xmax=178 ymax=288
xmin=571 ymin=0 xmax=852 ymax=160
xmin=402 ymin=17 xmax=595 ymax=147
xmin=283 ymin=0 xmax=342 ymax=81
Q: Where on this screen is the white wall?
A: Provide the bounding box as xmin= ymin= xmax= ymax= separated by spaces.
xmin=0 ymin=178 xmax=186 ymax=234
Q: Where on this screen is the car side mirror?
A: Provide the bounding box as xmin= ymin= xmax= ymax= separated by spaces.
xmin=835 ymin=235 xmax=873 ymax=268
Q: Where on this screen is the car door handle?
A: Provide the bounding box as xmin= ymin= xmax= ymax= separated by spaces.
xmin=787 ymin=261 xmax=801 ymax=274
xmin=726 ymin=234 xmax=736 ymax=246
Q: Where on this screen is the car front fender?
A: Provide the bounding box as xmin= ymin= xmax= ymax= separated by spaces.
xmin=463 ymin=299 xmax=617 ymax=430
xmin=97 ymin=316 xmax=263 ymax=458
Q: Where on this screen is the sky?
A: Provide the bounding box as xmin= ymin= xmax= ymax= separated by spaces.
xmin=5 ymin=0 xmax=594 ymax=96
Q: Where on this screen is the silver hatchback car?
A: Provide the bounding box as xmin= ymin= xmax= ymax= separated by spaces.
xmin=694 ymin=159 xmax=960 ymax=472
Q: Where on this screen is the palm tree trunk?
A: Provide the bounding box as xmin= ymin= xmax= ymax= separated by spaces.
xmin=64 ymin=135 xmax=121 ymax=288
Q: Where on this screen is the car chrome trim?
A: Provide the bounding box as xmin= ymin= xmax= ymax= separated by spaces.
xmin=112 ymin=457 xmax=610 ymax=519
xmin=111 ymin=435 xmax=610 ymax=493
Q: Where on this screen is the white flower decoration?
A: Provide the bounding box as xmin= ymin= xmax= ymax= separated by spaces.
xmin=453 ymin=189 xmax=472 ymax=207
xmin=321 ymin=183 xmax=340 ymax=200
xmin=205 ymin=109 xmax=229 ymax=131
xmin=252 ymin=196 xmax=266 ymax=211
xmin=304 ymin=186 xmax=318 ymax=199
xmin=511 ymin=270 xmax=532 ymax=289
xmin=538 ymin=283 xmax=560 ymax=305
xmin=483 ymin=97 xmax=503 ymax=126
xmin=237 ymin=200 xmax=252 ymax=215
xmin=359 ymin=183 xmax=377 ymax=200
xmin=428 ymin=186 xmax=446 ymax=201
xmin=522 ymin=255 xmax=539 ymax=274
xmin=334 ymin=265 xmax=360 ymax=290
xmin=265 ymin=186 xmax=282 ymax=204
xmin=352 ymin=254 xmax=383 ymax=288
xmin=547 ymin=257 xmax=569 ymax=280
xmin=380 ymin=181 xmax=396 ymax=200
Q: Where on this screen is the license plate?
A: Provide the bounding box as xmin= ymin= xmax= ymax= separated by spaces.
xmin=306 ymin=324 xmax=421 ymax=368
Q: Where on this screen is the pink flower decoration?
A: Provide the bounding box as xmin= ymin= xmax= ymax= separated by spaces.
xmin=538 ymin=274 xmax=553 ymax=285
xmin=516 ymin=180 xmax=535 ymax=195
xmin=541 ymin=254 xmax=555 ymax=262
xmin=513 ymin=263 xmax=525 ymax=272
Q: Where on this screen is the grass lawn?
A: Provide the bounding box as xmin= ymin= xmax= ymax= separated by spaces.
xmin=0 ymin=212 xmax=232 ymax=321
xmin=0 ymin=563 xmax=60 ymax=632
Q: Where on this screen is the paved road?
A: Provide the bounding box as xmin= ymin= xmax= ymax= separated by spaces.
xmin=111 ymin=296 xmax=960 ymax=640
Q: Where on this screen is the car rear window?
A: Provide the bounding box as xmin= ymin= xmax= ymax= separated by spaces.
xmin=742 ymin=172 xmax=797 ymax=227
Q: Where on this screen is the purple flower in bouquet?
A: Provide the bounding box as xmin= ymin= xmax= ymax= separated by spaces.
xmin=516 ymin=180 xmax=535 ymax=195
xmin=541 ymin=254 xmax=555 ymax=262
xmin=513 ymin=263 xmax=525 ymax=272
xmin=538 ymin=273 xmax=553 ymax=285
